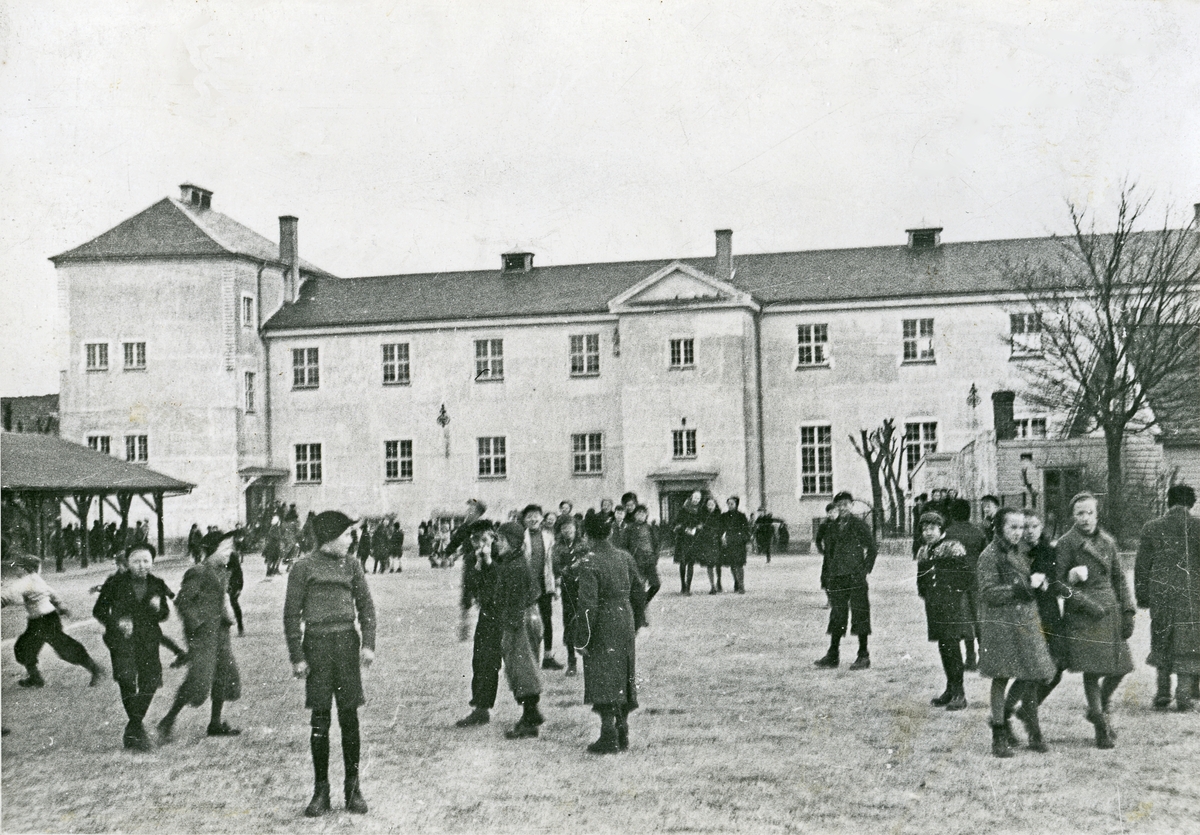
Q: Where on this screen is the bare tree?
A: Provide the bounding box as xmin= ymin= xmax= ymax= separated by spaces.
xmin=878 ymin=419 xmax=907 ymax=536
xmin=849 ymin=428 xmax=886 ymax=533
xmin=851 ymin=419 xmax=907 ymax=535
xmin=1005 ymin=185 xmax=1200 ymax=532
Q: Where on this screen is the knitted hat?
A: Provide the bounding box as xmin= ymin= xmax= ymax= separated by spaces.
xmin=312 ymin=511 xmax=357 ymax=546
xmin=919 ymin=511 xmax=946 ymax=530
xmin=496 ymin=522 xmax=526 ymax=550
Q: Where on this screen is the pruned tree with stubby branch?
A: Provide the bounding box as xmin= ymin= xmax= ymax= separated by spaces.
xmin=851 ymin=418 xmax=907 ymax=535
xmin=1003 ymin=184 xmax=1200 ymax=533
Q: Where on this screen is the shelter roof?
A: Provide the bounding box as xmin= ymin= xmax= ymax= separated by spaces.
xmin=262 ymin=236 xmax=1066 ymax=331
xmin=50 ymin=198 xmax=334 ymax=277
xmin=1 ymin=433 xmax=194 ymax=494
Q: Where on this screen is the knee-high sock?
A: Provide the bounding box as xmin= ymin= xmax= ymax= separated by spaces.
xmin=1083 ymin=673 xmax=1103 ymax=715
xmin=338 ymin=707 xmax=361 ymax=780
xmin=209 ymin=698 xmax=224 ymax=727
xmin=937 ymin=638 xmax=964 ymax=693
xmin=311 ymin=710 xmax=331 ymax=784
xmin=1100 ymin=675 xmax=1123 ymax=711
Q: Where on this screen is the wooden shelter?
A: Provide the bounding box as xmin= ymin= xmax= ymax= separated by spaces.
xmin=1 ymin=432 xmax=194 ymax=568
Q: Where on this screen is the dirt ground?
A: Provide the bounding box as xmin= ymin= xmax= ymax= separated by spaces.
xmin=2 ymin=545 xmax=1198 ymax=834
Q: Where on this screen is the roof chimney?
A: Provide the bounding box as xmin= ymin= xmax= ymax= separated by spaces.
xmin=715 ymin=229 xmax=733 ymax=282
xmin=501 ymin=251 xmax=533 ymax=274
xmin=992 ymin=390 xmax=1017 ymax=441
xmin=179 ymin=183 xmax=212 ymax=210
xmin=1193 ymin=202 xmax=1199 ymax=226
xmin=280 ymin=216 xmax=300 ymax=301
xmin=906 ymin=227 xmax=942 ymax=250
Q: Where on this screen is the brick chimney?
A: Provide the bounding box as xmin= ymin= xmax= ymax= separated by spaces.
xmin=279 ymin=216 xmax=299 ymax=301
xmin=992 ymin=390 xmax=1016 ymax=441
xmin=715 ymin=229 xmax=732 ymax=282
xmin=1193 ymin=202 xmax=1199 ymax=226
xmin=906 ymin=227 xmax=942 ymax=250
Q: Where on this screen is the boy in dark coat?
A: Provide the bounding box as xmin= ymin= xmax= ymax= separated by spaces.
xmin=284 ymin=511 xmax=376 ymax=817
xmin=454 ymin=501 xmax=505 ymax=727
xmin=915 ymin=512 xmax=973 ymax=710
xmin=1135 ymin=484 xmax=1200 ymax=711
xmin=815 ymin=492 xmax=877 ymax=670
xmin=944 ymin=498 xmax=987 ymax=670
xmin=490 ymin=523 xmax=546 ymax=739
xmin=617 ymin=504 xmax=661 ymax=607
xmin=93 ymin=544 xmax=173 ymax=750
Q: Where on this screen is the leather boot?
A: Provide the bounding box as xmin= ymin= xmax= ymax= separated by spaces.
xmin=990 ymin=723 xmax=1014 ymax=758
xmin=615 ymin=709 xmax=629 ymax=751
xmin=304 ymin=782 xmax=331 ymax=817
xmin=17 ymin=666 xmax=44 ymax=688
xmin=1017 ymin=703 xmax=1047 ymax=753
xmin=1154 ymin=669 xmax=1173 ymax=710
xmin=345 ymin=777 xmax=368 ymax=814
xmin=587 ymin=710 xmax=620 ymax=754
xmin=1087 ymin=709 xmax=1114 ymax=750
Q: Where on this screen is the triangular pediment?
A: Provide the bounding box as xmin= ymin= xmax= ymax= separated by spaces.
xmin=608 ymin=262 xmax=758 ymax=313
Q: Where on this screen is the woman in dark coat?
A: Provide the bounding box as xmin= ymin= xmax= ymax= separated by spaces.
xmin=977 ymin=507 xmax=1057 ymax=757
xmin=720 ymin=497 xmax=751 ymax=594
xmin=92 ymin=544 xmax=173 ymax=750
xmin=574 ymin=511 xmax=647 ymax=753
xmin=1054 ymin=493 xmax=1134 ymax=749
xmin=914 ymin=511 xmax=974 ymax=711
xmin=696 ymin=497 xmax=723 ymax=594
xmin=673 ymin=490 xmax=705 ymax=595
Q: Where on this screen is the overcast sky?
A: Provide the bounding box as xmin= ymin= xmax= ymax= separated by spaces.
xmin=2 ymin=0 xmax=1198 ymax=396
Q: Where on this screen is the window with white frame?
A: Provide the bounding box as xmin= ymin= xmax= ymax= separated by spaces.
xmin=1010 ymin=313 xmax=1044 ymax=357
xmin=86 ymin=343 xmax=109 ymax=371
xmin=902 ymin=318 xmax=935 ymax=362
xmin=122 ymin=341 xmax=146 ymax=370
xmin=385 ymin=439 xmax=413 ymax=481
xmin=570 ymin=334 xmax=600 ymax=377
xmin=474 ymin=339 xmax=504 ymax=381
xmin=242 ymin=295 xmax=255 ymax=329
xmin=382 ymin=343 xmax=411 ymax=385
xmin=87 ymin=435 xmax=111 ymax=455
xmin=571 ymin=432 xmax=603 ymax=474
xmin=672 ymin=428 xmax=697 ymax=459
xmin=292 ymin=347 xmax=319 ymax=388
xmin=669 ymin=338 xmax=695 ymax=369
xmin=797 ymin=324 xmax=829 ymax=367
xmin=244 ymin=372 xmax=256 ymax=413
xmin=799 ymin=424 xmax=834 ymax=495
xmin=125 ymin=435 xmax=148 ymax=463
xmin=295 ymin=443 xmax=322 ymax=483
xmin=477 ymin=436 xmax=507 ymax=478
xmin=1015 ymin=417 xmax=1048 ymax=439
xmin=904 ymin=421 xmax=938 ymax=474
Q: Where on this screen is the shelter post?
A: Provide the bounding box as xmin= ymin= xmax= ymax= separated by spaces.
xmin=154 ymin=491 xmax=164 ymax=556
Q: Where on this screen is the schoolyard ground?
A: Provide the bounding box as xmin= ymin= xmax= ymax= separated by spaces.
xmin=2 ymin=545 xmax=1198 ymax=834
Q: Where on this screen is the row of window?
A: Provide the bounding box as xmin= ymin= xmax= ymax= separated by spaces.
xmin=85 ymin=342 xmax=146 ymax=372
xmin=87 ymin=434 xmax=148 ymax=463
xmin=796 ymin=315 xmax=1044 ymax=368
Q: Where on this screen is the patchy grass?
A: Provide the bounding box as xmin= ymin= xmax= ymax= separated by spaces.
xmin=3 ymin=549 xmax=1198 ymax=833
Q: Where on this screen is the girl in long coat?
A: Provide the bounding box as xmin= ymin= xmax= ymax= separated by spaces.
xmin=93 ymin=545 xmax=173 ymax=750
xmin=574 ymin=512 xmax=647 ymax=753
xmin=720 ymin=498 xmax=751 ymax=594
xmin=914 ymin=512 xmax=974 ymax=711
xmin=696 ymin=497 xmax=723 ymax=593
xmin=977 ymin=507 xmax=1057 ymax=757
xmin=1054 ymin=493 xmax=1134 ymax=749
xmin=673 ymin=491 xmax=705 ymax=594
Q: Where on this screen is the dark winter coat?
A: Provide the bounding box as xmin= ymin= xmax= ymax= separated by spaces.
xmin=820 ymin=515 xmax=877 ymax=586
xmin=174 ymin=561 xmax=241 ymax=705
xmin=1027 ymin=536 xmax=1068 ymax=667
xmin=674 ymin=501 xmax=706 ymax=564
xmin=720 ymin=510 xmax=750 ymax=567
xmin=1055 ymin=526 xmax=1135 ymax=676
xmin=915 ymin=537 xmax=975 ymax=642
xmin=616 ymin=521 xmax=659 ymax=578
xmin=574 ymin=539 xmax=646 ymax=709
xmin=92 ymin=571 xmax=173 ymax=690
xmin=1135 ymin=507 xmax=1200 ymax=674
xmin=976 ymin=539 xmax=1057 ymax=681
xmin=693 ymin=510 xmax=722 ymax=568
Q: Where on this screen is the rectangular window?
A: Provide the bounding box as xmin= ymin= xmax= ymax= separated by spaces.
xmin=295 ymin=443 xmax=322 ymax=483
xmin=1010 ymin=313 xmax=1044 ymax=356
xmin=122 ymin=342 xmax=146 ymax=370
xmin=384 ymin=439 xmax=413 ymax=481
xmin=570 ymin=334 xmax=601 ymax=377
xmin=86 ymin=343 xmax=109 ymax=371
xmin=242 ymin=296 xmax=255 ymax=329
xmin=799 ymin=425 xmax=834 ymax=495
xmin=244 ymin=372 xmax=256 ymax=413
xmin=902 ymin=318 xmax=935 ymax=362
xmin=124 ymin=435 xmax=148 ymax=463
xmin=292 ymin=347 xmax=319 ymax=388
xmin=571 ymin=432 xmax=604 ymax=474
xmin=475 ymin=339 xmax=504 ymax=381
xmin=1015 ymin=417 xmax=1048 ymax=439
xmin=672 ymin=428 xmax=697 ymax=459
xmin=904 ymin=421 xmax=938 ymax=474
xmin=87 ymin=435 xmax=111 ymax=455
xmin=669 ymin=338 xmax=695 ymax=369
xmin=797 ymin=324 xmax=829 ymax=367
xmin=382 ymin=343 xmax=411 ymax=385
xmin=477 ymin=436 xmax=507 ymax=478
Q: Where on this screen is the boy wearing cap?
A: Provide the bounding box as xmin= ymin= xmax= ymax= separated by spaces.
xmin=2 ymin=552 xmax=103 ymax=688
xmin=284 ymin=511 xmax=376 ymax=817
xmin=815 ymin=491 xmax=877 ymax=670
xmin=490 ymin=522 xmax=545 ymax=739
xmin=156 ymin=530 xmax=242 ymax=742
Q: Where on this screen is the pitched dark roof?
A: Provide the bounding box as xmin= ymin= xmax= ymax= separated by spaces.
xmin=50 ymin=198 xmax=334 ymax=277
xmin=0 ymin=433 xmax=194 ymax=494
xmin=262 ymin=236 xmax=1066 ymax=331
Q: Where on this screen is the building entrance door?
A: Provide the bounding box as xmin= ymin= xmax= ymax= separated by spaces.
xmin=1043 ymin=467 xmax=1084 ymax=539
xmin=246 ymin=483 xmax=275 ymax=526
